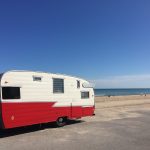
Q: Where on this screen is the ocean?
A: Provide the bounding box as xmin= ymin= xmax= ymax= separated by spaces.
xmin=94 ymin=88 xmax=150 ymax=96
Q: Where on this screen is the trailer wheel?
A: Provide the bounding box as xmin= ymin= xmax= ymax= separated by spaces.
xmin=56 ymin=117 xmax=67 ymax=127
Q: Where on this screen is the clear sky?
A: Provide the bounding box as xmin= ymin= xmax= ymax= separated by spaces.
xmin=0 ymin=0 xmax=150 ymax=88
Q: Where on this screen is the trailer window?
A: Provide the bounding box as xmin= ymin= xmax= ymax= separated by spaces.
xmin=2 ymin=87 xmax=20 ymax=99
xmin=33 ymin=76 xmax=42 ymax=81
xmin=77 ymin=80 xmax=80 ymax=88
xmin=53 ymin=78 xmax=64 ymax=93
xmin=81 ymin=91 xmax=89 ymax=99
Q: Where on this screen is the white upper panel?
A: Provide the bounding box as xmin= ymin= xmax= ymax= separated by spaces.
xmin=0 ymin=70 xmax=94 ymax=106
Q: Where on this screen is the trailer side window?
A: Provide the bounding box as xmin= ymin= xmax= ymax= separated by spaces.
xmin=2 ymin=87 xmax=21 ymax=99
xmin=81 ymin=91 xmax=89 ymax=99
xmin=33 ymin=76 xmax=42 ymax=81
xmin=53 ymin=78 xmax=64 ymax=93
xmin=77 ymin=80 xmax=80 ymax=88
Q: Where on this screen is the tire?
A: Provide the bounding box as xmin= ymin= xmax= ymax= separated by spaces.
xmin=56 ymin=117 xmax=67 ymax=127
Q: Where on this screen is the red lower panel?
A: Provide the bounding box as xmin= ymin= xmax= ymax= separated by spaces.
xmin=1 ymin=102 xmax=94 ymax=129
xmin=2 ymin=102 xmax=56 ymax=129
xmin=0 ymin=103 xmax=3 ymax=128
xmin=82 ymin=107 xmax=95 ymax=117
xmin=71 ymin=106 xmax=83 ymax=118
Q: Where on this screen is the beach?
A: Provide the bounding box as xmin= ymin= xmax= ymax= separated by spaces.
xmin=95 ymin=94 xmax=150 ymax=109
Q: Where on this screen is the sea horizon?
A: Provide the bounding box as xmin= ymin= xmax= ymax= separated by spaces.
xmin=94 ymin=88 xmax=150 ymax=96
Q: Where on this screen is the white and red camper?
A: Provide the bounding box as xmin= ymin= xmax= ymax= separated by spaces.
xmin=0 ymin=70 xmax=95 ymax=129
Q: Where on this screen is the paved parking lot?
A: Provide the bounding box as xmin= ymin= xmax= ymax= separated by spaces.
xmin=1 ymin=103 xmax=150 ymax=150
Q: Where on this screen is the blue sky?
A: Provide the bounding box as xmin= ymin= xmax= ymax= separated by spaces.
xmin=0 ymin=0 xmax=150 ymax=88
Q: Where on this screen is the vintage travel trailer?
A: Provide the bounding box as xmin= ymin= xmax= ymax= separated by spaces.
xmin=0 ymin=70 xmax=95 ymax=129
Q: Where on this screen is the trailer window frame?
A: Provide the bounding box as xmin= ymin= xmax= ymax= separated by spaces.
xmin=81 ymin=91 xmax=90 ymax=99
xmin=53 ymin=78 xmax=64 ymax=94
xmin=2 ymin=87 xmax=21 ymax=100
xmin=77 ymin=80 xmax=80 ymax=89
xmin=33 ymin=76 xmax=42 ymax=82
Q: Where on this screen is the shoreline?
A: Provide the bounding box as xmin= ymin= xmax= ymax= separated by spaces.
xmin=94 ymin=94 xmax=150 ymax=103
xmin=95 ymin=94 xmax=150 ymax=97
xmin=94 ymin=88 xmax=150 ymax=97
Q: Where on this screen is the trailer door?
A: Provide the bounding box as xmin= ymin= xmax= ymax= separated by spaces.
xmin=71 ymin=81 xmax=83 ymax=118
xmin=71 ymin=103 xmax=82 ymax=118
xmin=71 ymin=95 xmax=83 ymax=118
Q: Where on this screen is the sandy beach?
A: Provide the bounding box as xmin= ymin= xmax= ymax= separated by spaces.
xmin=95 ymin=94 xmax=150 ymax=109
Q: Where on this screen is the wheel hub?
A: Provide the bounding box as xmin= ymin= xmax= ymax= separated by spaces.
xmin=58 ymin=118 xmax=63 ymax=123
